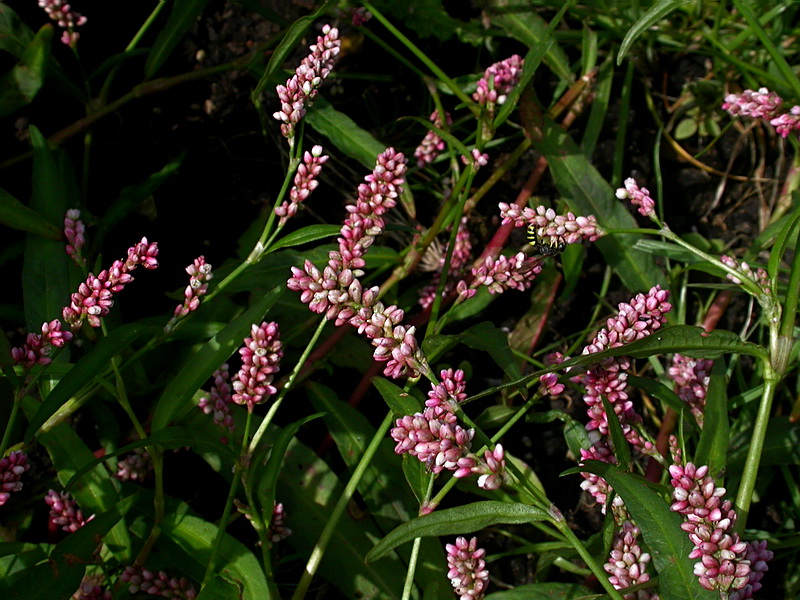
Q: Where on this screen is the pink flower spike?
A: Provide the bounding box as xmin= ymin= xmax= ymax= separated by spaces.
xmin=38 ymin=0 xmax=87 ymax=47
xmin=0 ymin=451 xmax=30 ymax=505
xmin=231 ymin=322 xmax=283 ymax=412
xmin=64 ymin=208 xmax=86 ymax=266
xmin=473 ymin=55 xmax=523 ymax=107
xmin=446 ymin=536 xmax=489 ymax=600
xmin=275 ymin=145 xmax=329 ymax=225
xmin=616 ymin=177 xmax=656 ymax=219
xmin=414 ymin=110 xmax=452 ymax=167
xmin=121 ymin=566 xmax=197 ymax=600
xmin=722 ymin=88 xmax=783 ymax=120
xmin=45 ymin=489 xmax=93 ymax=532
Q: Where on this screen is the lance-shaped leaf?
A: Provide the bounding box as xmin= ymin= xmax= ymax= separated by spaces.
xmin=0 ymin=24 xmax=52 ymax=116
xmin=367 ymin=501 xmax=550 ymax=563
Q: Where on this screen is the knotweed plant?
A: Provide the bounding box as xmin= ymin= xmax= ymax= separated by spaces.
xmin=1 ymin=3 xmax=794 ymax=600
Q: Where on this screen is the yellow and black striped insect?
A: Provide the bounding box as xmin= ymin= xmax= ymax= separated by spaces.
xmin=527 ymin=224 xmax=566 ymax=256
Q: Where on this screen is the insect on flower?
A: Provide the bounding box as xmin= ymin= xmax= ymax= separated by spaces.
xmin=527 ymin=224 xmax=566 ymax=256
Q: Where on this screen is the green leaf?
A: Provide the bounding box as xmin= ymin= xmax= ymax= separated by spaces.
xmin=367 ymin=501 xmax=550 ymax=563
xmin=0 ymin=188 xmax=61 ymax=238
xmin=617 ymin=0 xmax=691 ymax=65
xmin=767 ymin=197 xmax=800 ymax=284
xmin=195 ymin=575 xmax=242 ymax=600
xmin=694 ymin=359 xmax=729 ymax=478
xmin=23 ymin=126 xmax=76 ymax=330
xmin=627 ymin=375 xmax=691 ymax=419
xmin=372 ymin=376 xmax=423 ymax=415
xmin=0 ymin=24 xmax=52 ymax=116
xmin=0 ymin=4 xmax=35 ymax=56
xmin=460 ymin=321 xmax=523 ymax=383
xmin=602 ymin=397 xmax=631 ymax=470
xmin=25 ymin=321 xmax=160 ymax=441
xmin=269 ymin=224 xmax=341 ymax=252
xmin=278 ymin=433 xmax=414 ymax=598
xmin=728 ymin=416 xmax=800 ymax=471
xmin=577 ymin=461 xmax=718 ymax=600
xmin=252 ymin=2 xmax=332 ymax=99
xmin=305 ymin=97 xmax=388 ymax=169
xmin=484 ymin=582 xmax=595 ymax=600
xmin=533 ymin=117 xmax=666 ymax=292
xmin=95 ymin=154 xmax=185 ymax=247
xmin=152 ymin=288 xmax=282 ymax=430
xmin=421 ymin=333 xmax=459 ymax=364
xmin=489 ymin=0 xmax=573 ymax=83
xmin=145 ymin=0 xmax=209 ymax=78
xmin=161 ymin=513 xmax=270 ymax=600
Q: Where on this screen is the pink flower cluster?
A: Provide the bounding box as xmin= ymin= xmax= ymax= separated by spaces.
xmin=499 ymin=203 xmax=602 ymax=246
xmin=63 ymin=237 xmax=159 ymax=329
xmin=668 ymin=354 xmax=713 ymax=427
xmin=446 ymin=536 xmax=490 ymax=600
xmin=45 ymin=489 xmax=92 ymax=532
xmin=121 ymin=566 xmax=197 ymax=600
xmin=0 ymin=451 xmax=30 ymax=506
xmin=578 ymin=286 xmax=671 ymax=444
xmin=231 ymin=322 xmax=282 ymax=412
xmin=414 ymin=110 xmax=452 ymax=167
xmin=11 ymin=319 xmax=73 ymax=368
xmin=64 ymin=208 xmax=86 ymax=266
xmin=723 ymin=87 xmax=800 ymax=138
xmin=172 ymin=256 xmax=213 ymax=321
xmin=115 ymin=447 xmax=152 ymax=482
xmin=269 ymin=502 xmax=291 ymax=543
xmin=288 ymin=148 xmax=428 ymax=379
xmin=604 ymin=520 xmax=654 ymax=599
xmin=38 ymin=0 xmax=87 ymax=46
xmin=473 ymin=54 xmax=524 ymax=107
xmin=669 ymin=462 xmax=772 ymax=596
xmin=198 ymin=364 xmax=235 ymax=433
xmin=461 ymin=148 xmax=489 ymax=170
xmin=470 ymin=251 xmax=543 ymax=295
xmin=273 ymin=25 xmax=340 ymax=143
xmin=616 ymin=178 xmax=656 ymax=219
xmin=275 ymin=145 xmax=329 ymax=226
xmin=390 ymin=370 xmax=506 ymax=489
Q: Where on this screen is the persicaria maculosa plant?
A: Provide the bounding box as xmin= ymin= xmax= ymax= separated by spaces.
xmin=1 ymin=2 xmax=793 ymax=599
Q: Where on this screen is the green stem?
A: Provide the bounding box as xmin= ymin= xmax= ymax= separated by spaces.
xmin=291 ymin=411 xmax=394 ymax=600
xmin=361 ymin=1 xmax=476 ymax=112
xmin=733 ymin=363 xmax=779 ymax=533
xmin=203 ymin=411 xmax=253 ymax=585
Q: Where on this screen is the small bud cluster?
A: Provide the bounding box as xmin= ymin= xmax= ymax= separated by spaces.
xmin=231 ymin=322 xmax=283 ymax=412
xmin=38 ymin=0 xmax=87 ymax=46
xmin=45 ymin=489 xmax=92 ymax=532
xmin=198 ymin=365 xmax=235 ymax=432
xmin=669 ymin=462 xmax=772 ymax=596
xmin=171 ymin=256 xmax=213 ymax=320
xmin=604 ymin=520 xmax=654 ymax=599
xmin=414 ymin=110 xmax=452 ymax=167
xmin=668 ymin=354 xmax=713 ymax=427
xmin=269 ymin=502 xmax=292 ymax=543
xmin=499 ymin=203 xmax=602 ymax=246
xmin=273 ymin=25 xmax=340 ymax=144
xmin=391 ymin=370 xmax=506 ymax=490
xmin=446 ymin=536 xmax=490 ymax=600
xmin=418 ymin=218 xmax=473 ymax=309
xmin=115 ymin=448 xmax=153 ymax=482
xmin=72 ymin=575 xmax=112 ymax=600
xmin=275 ymin=146 xmax=329 ymax=226
xmin=723 ymin=87 xmax=800 ymax=138
xmin=616 ymin=178 xmax=656 ymax=219
xmin=0 ymin=451 xmax=30 ymax=506
xmin=64 ymin=209 xmax=86 ymax=266
xmin=288 ymin=149 xmax=429 ymax=379
xmin=461 ymin=148 xmax=489 ymax=170
xmin=11 ymin=319 xmax=73 ymax=368
xmin=121 ymin=566 xmax=197 ymax=600
xmin=473 ymin=54 xmax=524 ymax=107
xmin=63 ymin=237 xmax=159 ymax=329
xmin=720 ymin=255 xmax=770 ymax=293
